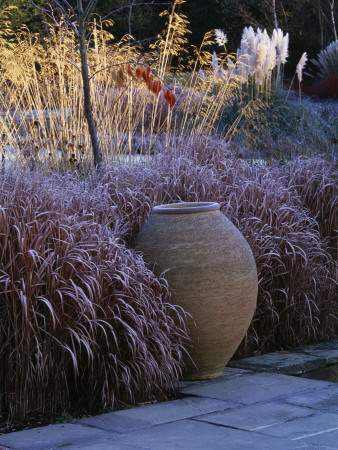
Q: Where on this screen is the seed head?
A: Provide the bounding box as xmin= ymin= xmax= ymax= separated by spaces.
xmin=297 ymin=52 xmax=307 ymax=82
xmin=215 ymin=29 xmax=227 ymax=47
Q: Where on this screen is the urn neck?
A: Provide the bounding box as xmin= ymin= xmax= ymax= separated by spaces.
xmin=153 ymin=202 xmax=220 ymax=215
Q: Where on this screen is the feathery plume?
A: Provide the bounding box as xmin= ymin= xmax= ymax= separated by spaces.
xmin=272 ymin=28 xmax=283 ymax=48
xmin=277 ymin=33 xmax=289 ymax=64
xmin=297 ymin=52 xmax=308 ymax=82
xmin=214 ymin=29 xmax=227 ymax=47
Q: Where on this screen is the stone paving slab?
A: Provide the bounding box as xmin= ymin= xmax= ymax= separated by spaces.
xmin=178 ymin=366 xmax=253 ymax=391
xmin=179 ymin=372 xmax=334 ymax=404
xmin=228 ymin=352 xmax=326 ymax=374
xmin=1 ymin=342 xmax=337 ymax=450
xmin=291 ymin=340 xmax=338 ymax=365
xmin=57 ymin=438 xmax=149 ymax=450
xmin=78 ymin=396 xmax=238 ymax=430
xmin=0 ymin=423 xmax=113 ymax=450
xmin=280 ymin=385 xmax=338 ymax=413
xmin=77 ymin=412 xmax=150 ymax=434
xmin=253 ymin=412 xmax=338 ymax=445
xmin=193 ymin=401 xmax=316 ymax=431
xmin=102 ymin=419 xmax=303 ymax=450
xmin=297 ymin=428 xmax=338 ymax=448
xmin=300 ymin=364 xmax=338 ymax=383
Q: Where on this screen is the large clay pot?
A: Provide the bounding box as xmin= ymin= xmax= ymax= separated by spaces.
xmin=133 ymin=202 xmax=258 ymax=380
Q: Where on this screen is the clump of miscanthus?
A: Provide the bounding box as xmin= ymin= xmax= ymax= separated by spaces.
xmin=0 ymin=169 xmax=190 ymax=423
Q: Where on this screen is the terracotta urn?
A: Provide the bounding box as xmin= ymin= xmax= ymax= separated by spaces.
xmin=133 ymin=202 xmax=258 ymax=380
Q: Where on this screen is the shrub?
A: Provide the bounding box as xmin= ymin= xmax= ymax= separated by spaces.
xmin=0 ymin=169 xmax=189 ymax=422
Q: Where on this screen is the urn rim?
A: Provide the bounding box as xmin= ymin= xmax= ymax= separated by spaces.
xmin=153 ymin=202 xmax=220 ymax=214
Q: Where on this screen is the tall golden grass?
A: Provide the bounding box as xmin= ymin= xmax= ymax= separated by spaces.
xmin=0 ymin=5 xmax=238 ymax=171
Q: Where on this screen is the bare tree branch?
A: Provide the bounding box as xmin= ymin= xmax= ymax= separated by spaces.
xmin=84 ymin=0 xmax=98 ymax=23
xmin=85 ymin=1 xmax=172 ymax=40
xmin=29 ymin=0 xmax=51 ymax=13
xmin=30 ymin=1 xmax=79 ymax=34
xmin=52 ymin=0 xmax=77 ymax=19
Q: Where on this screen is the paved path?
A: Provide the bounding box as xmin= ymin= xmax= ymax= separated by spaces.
xmin=1 ymin=341 xmax=337 ymax=449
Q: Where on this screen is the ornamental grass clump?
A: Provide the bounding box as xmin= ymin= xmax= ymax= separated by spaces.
xmin=230 ymin=26 xmax=289 ymax=96
xmin=0 ymin=169 xmax=189 ymax=423
xmin=94 ymin=138 xmax=337 ymax=357
xmin=282 ymin=156 xmax=338 ymax=258
xmin=221 ymin=164 xmax=336 ymax=356
xmin=311 ymin=40 xmax=338 ymax=80
xmin=0 ymin=143 xmax=336 ymax=423
xmin=310 ymin=40 xmax=338 ymax=97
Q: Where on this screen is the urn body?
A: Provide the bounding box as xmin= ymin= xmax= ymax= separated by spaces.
xmin=133 ymin=202 xmax=258 ymax=380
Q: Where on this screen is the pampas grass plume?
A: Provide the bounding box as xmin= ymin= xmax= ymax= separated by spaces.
xmin=277 ymin=33 xmax=289 ymax=64
xmin=297 ymin=52 xmax=308 ymax=82
xmin=214 ymin=29 xmax=227 ymax=47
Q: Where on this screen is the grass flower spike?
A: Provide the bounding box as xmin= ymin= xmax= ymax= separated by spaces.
xmin=297 ymin=52 xmax=308 ymax=82
xmin=215 ymin=29 xmax=227 ymax=47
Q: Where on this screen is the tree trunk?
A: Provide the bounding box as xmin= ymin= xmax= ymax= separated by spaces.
xmin=272 ymin=0 xmax=278 ymax=29
xmin=329 ymin=0 xmax=337 ymax=41
xmin=78 ymin=7 xmax=102 ymax=168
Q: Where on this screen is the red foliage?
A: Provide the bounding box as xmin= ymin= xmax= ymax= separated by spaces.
xmin=287 ymin=75 xmax=338 ymax=99
xmin=163 ymin=89 xmax=176 ymax=108
xmin=152 ymin=80 xmax=162 ymax=96
xmin=127 ymin=64 xmax=134 ymax=78
xmin=112 ymin=64 xmax=176 ymax=107
xmin=146 ymin=74 xmax=154 ymax=92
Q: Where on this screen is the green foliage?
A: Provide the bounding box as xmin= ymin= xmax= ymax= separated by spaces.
xmin=0 ymin=0 xmax=46 ymax=34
